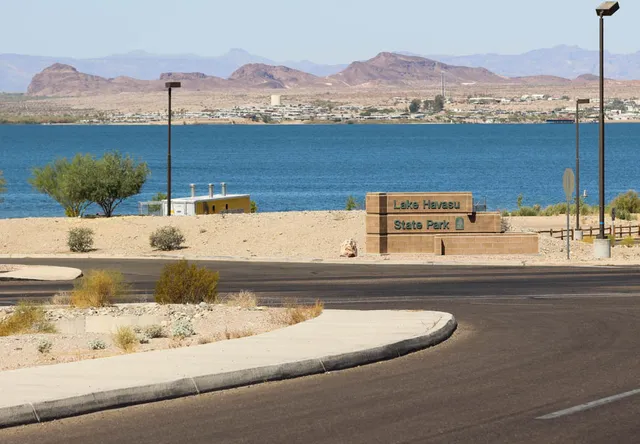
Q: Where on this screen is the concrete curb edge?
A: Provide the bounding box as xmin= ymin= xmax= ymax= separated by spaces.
xmin=0 ymin=314 xmax=457 ymax=429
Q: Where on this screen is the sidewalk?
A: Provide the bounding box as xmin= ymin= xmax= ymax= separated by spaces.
xmin=0 ymin=310 xmax=456 ymax=429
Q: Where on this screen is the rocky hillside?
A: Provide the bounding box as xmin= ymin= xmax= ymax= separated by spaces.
xmin=229 ymin=64 xmax=332 ymax=89
xmin=329 ymin=52 xmax=508 ymax=87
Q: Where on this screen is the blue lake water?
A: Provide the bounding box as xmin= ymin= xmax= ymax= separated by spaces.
xmin=0 ymin=123 xmax=638 ymax=218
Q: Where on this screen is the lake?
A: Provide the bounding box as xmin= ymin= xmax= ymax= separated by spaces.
xmin=0 ymin=123 xmax=638 ymax=218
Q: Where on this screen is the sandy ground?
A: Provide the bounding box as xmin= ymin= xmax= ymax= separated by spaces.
xmin=0 ymin=211 xmax=639 ymax=265
xmin=0 ymin=303 xmax=291 ymax=371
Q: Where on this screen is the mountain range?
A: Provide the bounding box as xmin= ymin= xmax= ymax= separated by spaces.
xmin=26 ymin=52 xmax=605 ymax=97
xmin=5 ymin=45 xmax=640 ymax=93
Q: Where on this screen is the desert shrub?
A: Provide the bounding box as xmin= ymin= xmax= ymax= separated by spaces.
xmin=224 ymin=327 xmax=255 ymax=339
xmin=223 ymin=290 xmax=258 ymax=309
xmin=67 ymin=227 xmax=94 ymax=252
xmin=250 ymin=200 xmax=258 ymax=213
xmin=582 ymin=236 xmax=595 ymax=244
xmin=610 ymin=190 xmax=640 ymax=215
xmin=155 ymin=260 xmax=219 ymax=304
xmin=88 ymin=339 xmax=107 ymax=350
xmin=514 ymin=206 xmax=539 ymax=217
xmin=50 ymin=291 xmax=72 ymax=306
xmin=622 ymin=236 xmax=635 ymax=248
xmin=617 ymin=209 xmax=634 ymax=221
xmin=345 ymin=195 xmax=360 ymax=211
xmin=0 ymin=301 xmax=56 ymax=336
xmin=171 ymin=318 xmax=195 ymax=339
xmin=607 ymin=234 xmax=616 ymax=248
xmin=71 ymin=270 xmax=127 ymax=308
xmin=144 ymin=324 xmax=165 ymax=339
xmin=112 ymin=326 xmax=137 ymax=352
xmin=500 ymin=218 xmax=512 ymax=233
xmin=273 ymin=300 xmax=325 ymax=326
xmin=37 ymin=339 xmax=53 ymax=354
xmin=150 ymin=226 xmax=185 ymax=251
xmin=501 ymin=210 xmax=510 ymax=217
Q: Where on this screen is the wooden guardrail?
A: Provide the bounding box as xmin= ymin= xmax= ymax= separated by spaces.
xmin=539 ymin=225 xmax=640 ymax=241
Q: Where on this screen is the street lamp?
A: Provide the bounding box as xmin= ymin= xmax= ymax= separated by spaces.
xmin=594 ymin=1 xmax=619 ymax=258
xmin=575 ymin=98 xmax=590 ymax=235
xmin=165 ymin=81 xmax=181 ymax=217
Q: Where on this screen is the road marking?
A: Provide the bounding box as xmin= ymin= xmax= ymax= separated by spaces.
xmin=537 ymin=388 xmax=640 ymax=420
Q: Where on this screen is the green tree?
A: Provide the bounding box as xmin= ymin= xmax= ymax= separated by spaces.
xmin=29 ymin=154 xmax=93 ymax=217
xmin=84 ymin=151 xmax=150 ymax=217
xmin=409 ymin=99 xmax=421 ymax=114
xmin=0 ymin=170 xmax=5 ymax=203
xmin=434 ymin=95 xmax=445 ymax=113
xmin=149 ymin=192 xmax=167 ymax=213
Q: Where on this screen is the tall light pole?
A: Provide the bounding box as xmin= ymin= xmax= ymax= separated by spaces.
xmin=165 ymin=81 xmax=181 ymax=217
xmin=575 ymin=98 xmax=590 ymax=233
xmin=594 ymin=1 xmax=619 ymax=258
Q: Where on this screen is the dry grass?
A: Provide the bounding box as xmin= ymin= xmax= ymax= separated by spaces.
xmin=222 ymin=290 xmax=258 ymax=309
xmin=197 ymin=336 xmax=214 ymax=345
xmin=272 ymin=299 xmax=325 ymax=326
xmin=71 ymin=270 xmax=127 ymax=308
xmin=224 ymin=327 xmax=255 ymax=340
xmin=0 ymin=301 xmax=56 ymax=336
xmin=112 ymin=326 xmax=137 ymax=353
xmin=50 ymin=291 xmax=72 ymax=306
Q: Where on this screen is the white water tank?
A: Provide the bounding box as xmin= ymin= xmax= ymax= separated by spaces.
xmin=271 ymin=95 xmax=281 ymax=107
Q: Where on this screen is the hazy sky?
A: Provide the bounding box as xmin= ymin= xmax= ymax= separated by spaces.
xmin=2 ymin=0 xmax=636 ymax=62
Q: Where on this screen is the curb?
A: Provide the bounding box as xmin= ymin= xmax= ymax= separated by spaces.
xmin=0 ymin=253 xmax=624 ymax=268
xmin=0 ymin=315 xmax=456 ymax=429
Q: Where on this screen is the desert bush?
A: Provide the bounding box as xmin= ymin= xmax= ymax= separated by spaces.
xmin=250 ymin=200 xmax=258 ymax=213
xmin=273 ymin=300 xmax=325 ymax=326
xmin=582 ymin=236 xmax=595 ymax=244
xmin=224 ymin=328 xmax=255 ymax=339
xmin=198 ymin=336 xmax=213 ymax=345
xmin=622 ymin=236 xmax=635 ymax=248
xmin=617 ymin=209 xmax=634 ymax=221
xmin=223 ymin=290 xmax=258 ymax=309
xmin=143 ymin=324 xmax=165 ymax=339
xmin=155 ymin=260 xmax=219 ymax=304
xmin=67 ymin=227 xmax=94 ymax=252
xmin=112 ymin=326 xmax=137 ymax=352
xmin=150 ymin=226 xmax=185 ymax=251
xmin=50 ymin=291 xmax=72 ymax=306
xmin=514 ymin=206 xmax=539 ymax=217
xmin=171 ymin=318 xmax=195 ymax=339
xmin=610 ymin=190 xmax=640 ymax=215
xmin=0 ymin=301 xmax=56 ymax=336
xmin=345 ymin=195 xmax=360 ymax=211
xmin=500 ymin=218 xmax=512 ymax=233
xmin=88 ymin=339 xmax=107 ymax=350
xmin=71 ymin=270 xmax=127 ymax=308
xmin=37 ymin=339 xmax=53 ymax=354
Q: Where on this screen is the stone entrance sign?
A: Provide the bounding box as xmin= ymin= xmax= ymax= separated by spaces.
xmin=366 ymin=192 xmax=538 ymax=256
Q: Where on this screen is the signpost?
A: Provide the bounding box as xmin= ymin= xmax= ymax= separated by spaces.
xmin=563 ymin=168 xmax=576 ymax=260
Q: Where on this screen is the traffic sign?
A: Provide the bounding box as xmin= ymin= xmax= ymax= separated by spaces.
xmin=563 ymin=168 xmax=575 ymax=201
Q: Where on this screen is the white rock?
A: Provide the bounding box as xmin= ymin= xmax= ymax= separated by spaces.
xmin=340 ymin=239 xmax=358 ymax=258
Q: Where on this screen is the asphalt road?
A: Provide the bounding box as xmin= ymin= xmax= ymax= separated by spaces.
xmin=1 ymin=258 xmax=640 ymax=443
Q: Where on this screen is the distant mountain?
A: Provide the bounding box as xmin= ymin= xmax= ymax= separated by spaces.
xmin=329 ymin=52 xmax=507 ymax=87
xmin=229 ymin=64 xmax=334 ymax=89
xmin=26 ymin=62 xmax=335 ymax=96
xmin=0 ymin=49 xmax=347 ymax=92
xmin=421 ymin=45 xmax=640 ymax=80
xmin=26 ymin=51 xmax=607 ymax=97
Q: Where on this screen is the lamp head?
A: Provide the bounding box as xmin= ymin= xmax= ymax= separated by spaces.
xmin=596 ymin=1 xmax=620 ymax=17
xmin=165 ymin=82 xmax=181 ymax=88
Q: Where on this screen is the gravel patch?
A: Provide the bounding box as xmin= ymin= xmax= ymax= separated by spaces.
xmin=0 ymin=303 xmax=290 ymax=371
